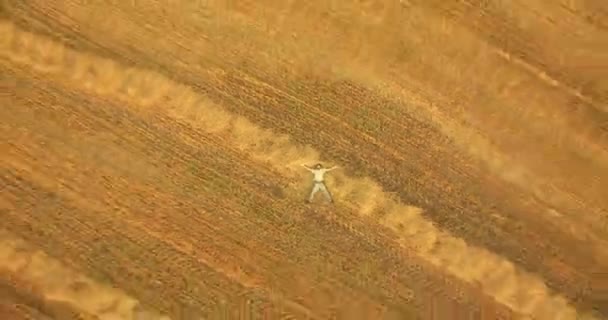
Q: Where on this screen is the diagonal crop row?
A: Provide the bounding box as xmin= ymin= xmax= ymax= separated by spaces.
xmin=0 ymin=230 xmax=170 ymax=320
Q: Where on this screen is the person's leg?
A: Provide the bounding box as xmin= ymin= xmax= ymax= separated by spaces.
xmin=308 ymin=183 xmax=321 ymax=202
xmin=320 ymin=183 xmax=333 ymax=203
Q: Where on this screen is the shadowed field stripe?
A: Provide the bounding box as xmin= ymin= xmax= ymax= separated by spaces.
xmin=0 ymin=20 xmax=599 ymax=320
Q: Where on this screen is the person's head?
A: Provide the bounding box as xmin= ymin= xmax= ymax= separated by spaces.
xmin=314 ymin=163 xmax=323 ymax=169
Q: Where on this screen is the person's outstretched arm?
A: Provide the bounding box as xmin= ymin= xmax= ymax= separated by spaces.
xmin=327 ymin=166 xmax=339 ymax=171
xmin=301 ymin=164 xmax=314 ymax=172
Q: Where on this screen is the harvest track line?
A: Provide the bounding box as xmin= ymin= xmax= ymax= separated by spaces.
xmin=0 ymin=230 xmax=171 ymax=320
xmin=452 ymin=0 xmax=608 ymax=114
xmin=0 ymin=20 xmax=596 ymax=320
xmin=398 ymin=0 xmax=607 ymax=114
xmin=492 ymin=48 xmax=607 ymax=113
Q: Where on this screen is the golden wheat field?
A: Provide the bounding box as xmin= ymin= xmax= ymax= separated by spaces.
xmin=1 ymin=0 xmax=607 ymax=319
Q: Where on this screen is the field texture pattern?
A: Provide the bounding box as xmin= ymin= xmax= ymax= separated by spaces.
xmin=1 ymin=0 xmax=607 ymax=319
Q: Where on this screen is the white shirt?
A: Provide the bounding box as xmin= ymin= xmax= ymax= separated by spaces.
xmin=310 ymin=169 xmax=329 ymax=182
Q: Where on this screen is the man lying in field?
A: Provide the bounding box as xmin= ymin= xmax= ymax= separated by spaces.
xmin=301 ymin=163 xmax=339 ymax=203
